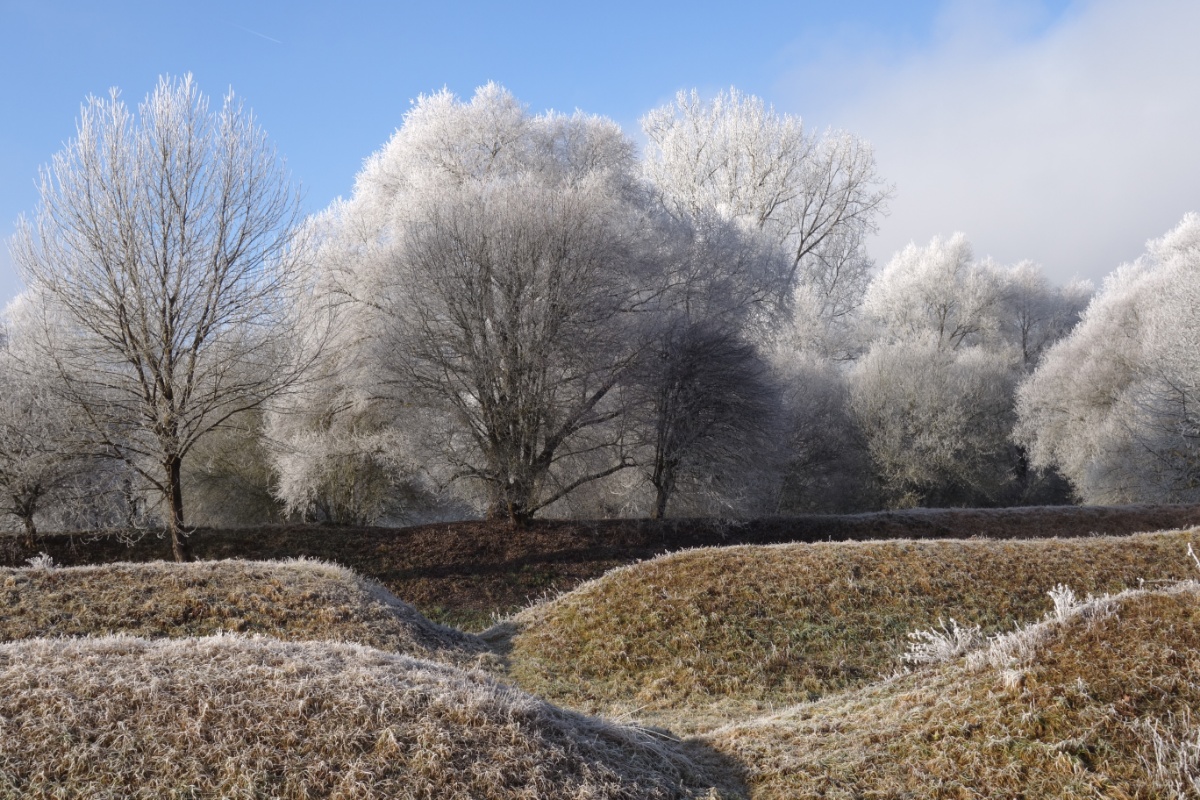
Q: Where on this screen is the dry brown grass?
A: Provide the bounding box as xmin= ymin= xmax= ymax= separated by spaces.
xmin=502 ymin=530 xmax=1200 ymax=730
xmin=8 ymin=503 xmax=1199 ymax=631
xmin=706 ymin=581 xmax=1200 ymax=799
xmin=0 ymin=558 xmax=492 ymax=669
xmin=0 ymin=635 xmax=736 ymax=799
xmin=6 ymin=527 xmax=1200 ymax=797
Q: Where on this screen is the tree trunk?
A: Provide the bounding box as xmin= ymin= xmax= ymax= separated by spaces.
xmin=650 ymin=489 xmax=669 ymax=520
xmin=650 ymin=459 xmax=675 ymax=520
xmin=485 ymin=466 xmax=538 ymax=527
xmin=507 ymin=500 xmax=531 ymax=527
xmin=486 ymin=496 xmax=533 ymax=527
xmin=165 ymin=456 xmax=192 ymax=562
xmin=21 ymin=513 xmax=36 ymax=550
xmin=1015 ymin=444 xmax=1030 ymax=485
xmin=13 ymin=492 xmax=39 ymax=549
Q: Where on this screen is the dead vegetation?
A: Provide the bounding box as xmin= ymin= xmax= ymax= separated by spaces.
xmin=705 ymin=581 xmax=1200 ymax=798
xmin=3 ymin=517 xmax=1200 ymax=797
xmin=0 ymin=635 xmax=735 ymax=799
xmin=5 ymin=502 xmax=1199 ymax=631
xmin=0 ymin=558 xmax=492 ymax=670
xmin=502 ymin=530 xmax=1200 ymax=731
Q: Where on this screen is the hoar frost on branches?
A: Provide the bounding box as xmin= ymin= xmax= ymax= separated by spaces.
xmin=851 ymin=340 xmax=1019 ymax=507
xmin=639 ymin=87 xmax=896 ymax=514
xmin=261 ymin=208 xmax=427 ymax=527
xmin=10 ymin=75 xmax=316 ymax=560
xmin=309 ymin=86 xmax=664 ymax=523
xmin=642 ymin=87 xmax=890 ymax=356
xmin=852 ymin=234 xmax=1088 ymax=508
xmin=264 ymin=297 xmax=424 ymax=526
xmin=303 ymin=85 xmax=800 ymax=522
xmin=1015 ymin=213 xmax=1200 ymax=504
xmin=0 ymin=300 xmax=91 ymax=544
xmin=0 ymin=294 xmax=160 ymax=538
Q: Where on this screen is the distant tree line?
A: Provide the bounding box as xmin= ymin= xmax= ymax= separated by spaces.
xmin=6 ymin=75 xmax=1191 ymax=560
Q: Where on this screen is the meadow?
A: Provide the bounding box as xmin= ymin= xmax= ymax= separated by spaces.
xmin=2 ymin=505 xmax=1199 ymax=798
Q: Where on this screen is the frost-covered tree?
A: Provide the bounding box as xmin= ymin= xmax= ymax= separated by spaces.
xmin=10 ymin=75 xmax=312 ymax=560
xmin=861 ymin=234 xmax=1004 ymax=351
xmin=623 ymin=207 xmax=788 ymax=518
xmin=182 ymin=410 xmax=283 ymax=528
xmin=0 ymin=305 xmax=87 ymax=544
xmin=259 ymin=230 xmax=423 ymax=527
xmin=0 ymin=295 xmax=150 ymax=539
xmin=998 ymin=261 xmax=1093 ymax=370
xmin=267 ymin=420 xmax=415 ymax=526
xmin=640 ymin=88 xmax=888 ymax=511
xmin=852 ymin=234 xmax=1084 ymax=507
xmin=264 ymin=340 xmax=424 ymax=527
xmin=1015 ymin=213 xmax=1200 ymax=503
xmin=642 ymin=87 xmax=890 ymax=344
xmin=862 ymin=233 xmax=1090 ymax=361
xmin=315 ymin=85 xmax=671 ymax=523
xmin=850 ymin=340 xmax=1019 ymax=507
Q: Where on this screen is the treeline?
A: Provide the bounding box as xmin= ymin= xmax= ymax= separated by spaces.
xmin=2 ymin=76 xmax=1194 ymax=558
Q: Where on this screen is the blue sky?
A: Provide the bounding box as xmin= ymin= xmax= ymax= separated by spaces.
xmin=3 ymin=0 xmax=1197 ymax=305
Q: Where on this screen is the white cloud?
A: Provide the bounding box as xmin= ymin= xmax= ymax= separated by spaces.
xmin=781 ymin=0 xmax=1200 ymax=283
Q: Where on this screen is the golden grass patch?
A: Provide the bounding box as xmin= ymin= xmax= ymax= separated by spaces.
xmin=0 ymin=558 xmax=492 ymax=669
xmin=503 ymin=530 xmax=1200 ymax=730
xmin=706 ymin=582 xmax=1200 ymax=798
xmin=0 ymin=635 xmax=735 ymax=799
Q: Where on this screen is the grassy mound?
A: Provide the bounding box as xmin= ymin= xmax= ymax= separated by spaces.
xmin=504 ymin=530 xmax=1200 ymax=729
xmin=0 ymin=635 xmax=734 ymax=799
xmin=0 ymin=559 xmax=492 ymax=669
xmin=7 ymin=504 xmax=1199 ymax=630
xmin=706 ymin=581 xmax=1200 ymax=798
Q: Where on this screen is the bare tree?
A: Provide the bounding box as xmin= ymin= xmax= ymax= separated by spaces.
xmin=610 ymin=206 xmax=788 ymax=519
xmin=394 ymin=179 xmax=650 ymax=522
xmin=636 ymin=319 xmax=780 ymax=518
xmin=11 ymin=75 xmax=309 ymax=560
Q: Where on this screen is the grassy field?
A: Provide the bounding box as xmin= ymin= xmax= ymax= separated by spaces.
xmin=706 ymin=581 xmax=1200 ymax=798
xmin=2 ymin=507 xmax=1200 ymax=796
xmin=501 ymin=530 xmax=1200 ymax=732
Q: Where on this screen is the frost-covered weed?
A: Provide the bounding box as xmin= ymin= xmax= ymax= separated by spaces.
xmin=1138 ymin=711 xmax=1200 ymax=798
xmin=903 ymin=618 xmax=984 ymax=665
xmin=1046 ymin=583 xmax=1079 ymax=621
xmin=901 ymin=580 xmax=1140 ymax=673
xmin=24 ymin=552 xmax=56 ymax=569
